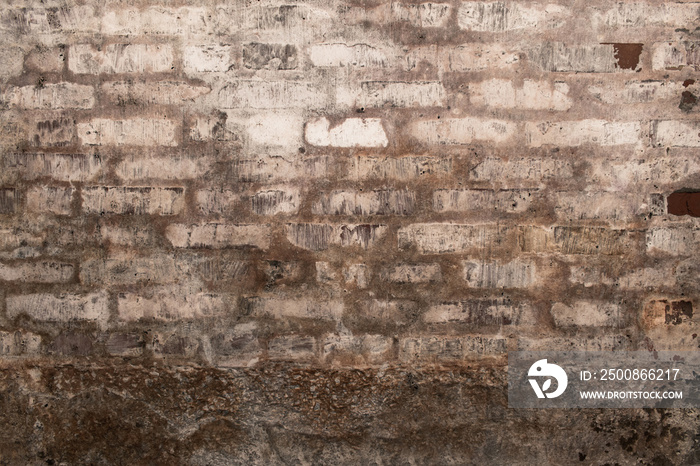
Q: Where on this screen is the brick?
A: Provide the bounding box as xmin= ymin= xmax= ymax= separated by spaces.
xmin=0 ymin=228 xmax=44 ymax=251
xmin=349 ymin=155 xmax=451 ymax=180
xmin=268 ymin=335 xmax=316 ymax=361
xmin=305 ymin=117 xmax=388 ymax=148
xmin=183 ymin=45 xmax=233 ymax=74
xmin=399 ymin=336 xmax=506 ymax=362
xmin=0 ymin=261 xmax=73 ymax=283
xmin=592 ymin=3 xmax=700 ymax=29
xmin=117 ymin=156 xmax=211 ymax=181
xmin=195 ymin=189 xmax=241 ymax=216
xmin=520 ymin=226 xmax=631 ymax=255
xmin=424 ymin=298 xmax=534 ymax=325
xmin=551 ymin=301 xmax=622 ymax=327
xmin=46 ymin=333 xmax=95 ymax=355
xmin=381 ymin=263 xmax=441 ymax=283
xmin=470 ymin=157 xmax=574 ymax=185
xmin=458 ymin=2 xmax=569 ymax=32
xmin=218 ymin=4 xmax=333 ymax=36
xmin=82 ymin=187 xmax=184 ymax=215
xmin=219 ymin=81 xmax=327 ymax=109
xmin=642 ymin=299 xmax=694 ymax=329
xmin=554 ymin=192 xmax=645 ymax=221
xmin=26 ymin=186 xmax=74 ymax=215
xmin=434 ymin=189 xmax=534 ymax=213
xmin=359 ymin=299 xmax=418 ymax=325
xmin=463 ymin=259 xmax=536 ymax=288
xmin=31 ymin=117 xmax=75 ymax=147
xmin=80 ymin=256 xmax=181 ymax=286
xmin=652 ymin=120 xmax=700 ymax=147
xmin=166 ymin=223 xmax=270 ymax=249
xmin=78 ymin=118 xmax=178 ymax=147
xmin=526 ymin=120 xmax=641 ymax=147
xmin=6 ymin=292 xmax=109 ymax=329
xmin=251 ymin=188 xmax=300 ymax=215
xmin=344 ymin=264 xmax=369 ymax=288
xmin=286 ymin=224 xmax=387 ymax=250
xmin=340 ymin=81 xmax=446 ymax=108
xmin=518 ymin=335 xmax=630 ymax=351
xmin=470 ymin=79 xmax=571 ymax=110
xmin=118 ymin=288 xmax=227 ymax=322
xmin=391 ymin=3 xmax=451 ymax=27
xmin=315 ymin=261 xmax=336 ymax=284
xmin=0 ymin=6 xmax=99 ymax=34
xmin=101 ymin=7 xmax=210 ymax=35
xmin=313 ymin=189 xmax=415 ymax=215
xmin=105 ymin=333 xmax=143 ymax=356
xmin=409 ymin=118 xmax=516 ymax=145
xmin=529 ymin=43 xmax=642 ymax=72
xmin=234 ymin=155 xmax=330 ymax=183
xmin=25 ymin=47 xmax=65 ymax=73
xmin=211 ymin=323 xmax=262 ymax=367
xmin=652 ymin=42 xmax=700 ymax=71
xmin=0 ymin=188 xmax=18 ymax=214
xmin=0 ymin=330 xmax=41 ymax=356
xmin=309 ymin=43 xmax=388 ymax=67
xmin=1 ymin=83 xmax=94 ymax=109
xmin=69 ymin=44 xmax=174 ymax=74
xmin=229 ymin=112 xmax=303 ymax=148
xmin=646 ymin=226 xmax=699 ymax=255
xmin=404 ymin=44 xmax=520 ymax=72
xmin=591 ymin=156 xmax=700 ymax=187
xmin=398 ymin=223 xmax=511 ymax=254
xmin=588 ymin=81 xmax=683 ymax=104
xmin=0 ymin=46 xmax=23 ymax=82
xmin=569 ymin=265 xmax=675 ymax=290
xmin=246 ymin=297 xmax=343 ymax=320
xmin=101 ymin=81 xmax=210 ymax=106
xmin=100 ymin=225 xmax=156 ymax=248
xmin=194 ymin=258 xmax=251 ymax=284
xmin=189 ymin=114 xmax=235 ymax=142
xmin=1 ymin=153 xmax=102 ymax=182
xmin=322 ymin=334 xmax=393 ymax=365
xmin=243 ymin=43 xmax=297 ymax=70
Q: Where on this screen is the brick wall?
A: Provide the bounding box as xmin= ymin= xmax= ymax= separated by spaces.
xmin=1 ymin=0 xmax=699 ymax=463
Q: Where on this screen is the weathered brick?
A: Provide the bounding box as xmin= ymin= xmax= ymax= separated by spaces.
xmin=404 ymin=44 xmax=520 ymax=72
xmin=195 ymin=189 xmax=241 ymax=216
xmin=183 ymin=45 xmax=233 ymax=74
xmin=219 ymin=81 xmax=327 ymax=109
xmin=381 ymin=263 xmax=441 ymax=283
xmin=0 ymin=261 xmax=73 ymax=283
xmin=551 ymin=301 xmax=622 ymax=327
xmin=646 ymin=226 xmax=699 ymax=255
xmin=1 ymin=83 xmax=94 ymax=109
xmin=520 ymin=226 xmax=631 ymax=255
xmin=315 ymin=261 xmax=336 ymax=284
xmin=80 ymin=256 xmax=181 ymax=286
xmin=268 ymin=335 xmax=316 ymax=361
xmin=526 ymin=120 xmax=641 ymax=147
xmin=398 ymin=223 xmax=511 ymax=254
xmin=31 ymin=117 xmax=75 ymax=147
xmin=652 ymin=120 xmax=700 ymax=147
xmin=529 ymin=43 xmax=642 ymax=72
xmin=309 ymin=43 xmax=388 ymax=67
xmin=105 ymin=333 xmax=143 ymax=357
xmin=25 ymin=47 xmax=65 ymax=73
xmin=322 ymin=334 xmax=393 ymax=365
xmin=305 ymin=117 xmax=388 ymax=148
xmin=434 ymin=189 xmax=534 ymax=213
xmin=211 ymin=322 xmax=262 ymax=367
xmin=344 ymin=264 xmax=369 ymax=288
xmin=0 ymin=188 xmax=18 ymax=214
xmin=6 ymin=292 xmax=109 ymax=328
xmin=424 ymin=298 xmax=534 ymax=325
xmin=1 ymin=153 xmax=102 ymax=182
xmin=218 ymin=4 xmax=333 ymax=36
xmin=0 ymin=6 xmax=99 ymax=35
xmin=470 ymin=79 xmax=571 ymax=110
xmin=349 ymin=155 xmax=451 ymax=180
xmin=102 ymin=7 xmax=210 ymax=35
xmin=409 ymin=118 xmax=516 ymax=145
xmin=251 ymin=188 xmax=300 ymax=215
xmin=570 ymin=265 xmax=676 ymax=290
xmin=591 ymin=156 xmax=700 ymax=187
xmin=26 ymin=186 xmax=74 ymax=215
xmin=642 ymin=299 xmax=694 ymax=329
xmin=554 ymin=192 xmax=645 ymax=221
xmin=313 ymin=189 xmax=415 ymax=215
xmin=118 ymin=287 xmax=227 ymax=322
xmin=470 ymin=157 xmax=574 ymax=185
xmin=246 ymin=297 xmax=343 ymax=320
xmin=82 ymin=187 xmax=184 ymax=215
xmin=234 ymin=155 xmax=330 ymax=183
xmin=117 ymin=156 xmax=212 ymax=181
xmin=189 ymin=114 xmax=234 ymax=142
xmin=652 ymin=42 xmax=700 ymax=71
xmin=286 ymin=224 xmax=387 ymax=250
xmin=399 ymin=336 xmax=506 ymax=362
xmin=101 ymin=81 xmax=210 ymax=106
xmin=519 ymin=335 xmax=630 ymax=351
xmin=588 ymin=81 xmax=683 ymax=104
xmin=100 ymin=225 xmax=156 ymax=248
xmin=229 ymin=112 xmax=303 ymax=148
xmin=462 ymin=259 xmax=536 ymax=288
xmin=591 ymin=3 xmax=699 ymax=29
xmin=0 ymin=330 xmax=42 ymax=356
xmin=391 ymin=3 xmax=451 ymax=27
xmin=166 ymin=223 xmax=270 ymax=249
xmin=0 ymin=228 xmax=44 ymax=251
xmin=78 ymin=118 xmax=178 ymax=146
xmin=340 ymin=81 xmax=446 ymax=108
xmin=243 ymin=43 xmax=297 ymax=70
xmin=458 ymin=2 xmax=569 ymax=31
xmin=69 ymin=44 xmax=174 ymax=74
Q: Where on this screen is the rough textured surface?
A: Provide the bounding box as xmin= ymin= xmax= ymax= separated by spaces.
xmin=1 ymin=0 xmax=700 ymax=463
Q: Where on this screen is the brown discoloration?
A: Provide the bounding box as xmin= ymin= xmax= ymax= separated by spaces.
xmin=667 ymin=190 xmax=700 ymax=217
xmin=605 ymin=43 xmax=644 ymax=71
xmin=679 ymin=91 xmax=698 ymax=111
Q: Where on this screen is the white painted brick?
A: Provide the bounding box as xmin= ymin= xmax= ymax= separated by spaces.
xmin=82 ymin=187 xmax=184 ymax=215
xmin=526 ymin=120 xmax=641 ymax=147
xmin=80 ymin=256 xmax=181 ymax=285
xmin=592 ymin=3 xmax=700 ymax=28
xmin=0 ymin=330 xmax=41 ymax=356
xmin=219 ymin=81 xmax=327 ymax=109
xmin=349 ymin=155 xmax=451 ymax=180
xmin=286 ymin=224 xmax=387 ymax=250
xmin=78 ymin=118 xmax=177 ymax=147
xmin=235 ymin=155 xmax=330 ymax=182
xmin=391 ymin=3 xmax=451 ymax=27
xmin=0 ymin=261 xmax=73 ymax=283
xmin=529 ymin=43 xmax=633 ymax=72
xmin=102 ymin=7 xmax=211 ymax=35
xmin=647 ymin=227 xmax=699 ymax=256
xmin=166 ymin=223 xmax=270 ymax=249
xmin=268 ymin=335 xmax=316 ymax=361
xmin=434 ymin=189 xmax=534 ymax=213
xmin=251 ymin=187 xmax=301 ymax=215
xmin=195 ymin=189 xmax=241 ymax=216
xmin=7 ymin=292 xmax=109 ymax=329
xmin=340 ymin=81 xmax=446 ymax=108
xmin=588 ymin=81 xmax=683 ymax=104
xmin=462 ymin=260 xmax=536 ymax=288
xmin=470 ymin=79 xmax=571 ymax=110
xmin=118 ymin=287 xmax=226 ymax=322
xmin=101 ymin=81 xmax=210 ymax=105
xmin=306 ymin=117 xmax=388 ymax=148
xmin=69 ymin=44 xmax=174 ymax=74
xmin=410 ymin=118 xmax=515 ymax=145
xmin=400 ymin=336 xmax=506 ymax=361
xmin=459 ymin=2 xmax=569 ymax=31
xmin=398 ymin=223 xmax=510 ymax=254
xmin=117 ymin=156 xmax=212 ymax=181
xmin=1 ymin=83 xmax=94 ymax=109
xmin=183 ymin=45 xmax=233 ymax=74
xmin=551 ymin=301 xmax=622 ymax=327
xmin=554 ymin=192 xmax=645 ymax=221
xmin=652 ymin=42 xmax=700 ymax=71
xmin=313 ymin=189 xmax=415 ymax=215
xmin=381 ymin=263 xmax=441 ymax=283
xmin=344 ymin=264 xmax=369 ymax=288
xmin=26 ymin=186 xmax=73 ymax=215
xmin=309 ymin=43 xmax=388 ymax=67
xmin=1 ymin=153 xmax=102 ymax=182
xmin=247 ymin=297 xmax=343 ymax=320
xmin=424 ymin=298 xmax=534 ymax=325
xmin=322 ymin=334 xmax=392 ymax=365
xmin=653 ymin=120 xmax=700 ymax=147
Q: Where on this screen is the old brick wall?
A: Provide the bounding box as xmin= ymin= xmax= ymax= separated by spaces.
xmin=1 ymin=0 xmax=700 ymax=464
